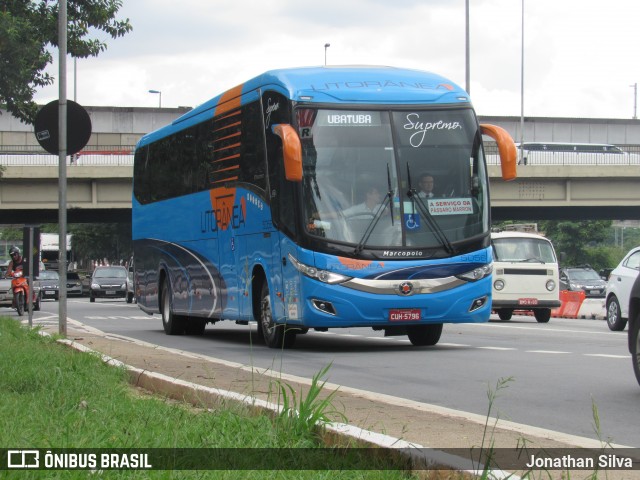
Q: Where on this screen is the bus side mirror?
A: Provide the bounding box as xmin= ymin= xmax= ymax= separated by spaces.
xmin=480 ymin=124 xmax=517 ymax=181
xmin=272 ymin=124 xmax=302 ymax=182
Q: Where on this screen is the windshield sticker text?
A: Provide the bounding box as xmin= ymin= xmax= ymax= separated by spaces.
xmin=428 ymin=198 xmax=473 ymax=216
xmin=403 ymin=113 xmax=462 ymax=147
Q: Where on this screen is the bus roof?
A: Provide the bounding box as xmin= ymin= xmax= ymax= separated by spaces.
xmin=138 ymin=66 xmax=470 ymax=147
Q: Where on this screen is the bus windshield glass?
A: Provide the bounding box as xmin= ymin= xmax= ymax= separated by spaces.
xmin=301 ymin=108 xmax=488 ymax=251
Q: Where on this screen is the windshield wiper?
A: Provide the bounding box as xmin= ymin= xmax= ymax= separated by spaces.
xmin=406 ymin=164 xmax=455 ymax=255
xmin=353 ymin=166 xmax=394 ymax=255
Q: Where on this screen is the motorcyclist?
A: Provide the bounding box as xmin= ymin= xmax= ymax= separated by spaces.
xmin=6 ymin=246 xmax=25 ymax=276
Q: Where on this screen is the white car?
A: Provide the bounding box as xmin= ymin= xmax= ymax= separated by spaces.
xmin=605 ymin=246 xmax=640 ymax=331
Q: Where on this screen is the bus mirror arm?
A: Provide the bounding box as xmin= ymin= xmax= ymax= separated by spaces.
xmin=480 ymin=124 xmax=517 ymax=181
xmin=272 ymin=124 xmax=303 ymax=182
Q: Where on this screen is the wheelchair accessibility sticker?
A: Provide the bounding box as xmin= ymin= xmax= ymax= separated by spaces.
xmin=404 ymin=213 xmax=420 ymax=230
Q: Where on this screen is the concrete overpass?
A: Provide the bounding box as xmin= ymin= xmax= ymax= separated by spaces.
xmin=1 ymin=162 xmax=639 ymax=224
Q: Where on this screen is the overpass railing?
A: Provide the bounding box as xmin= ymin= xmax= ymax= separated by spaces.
xmin=2 ymin=144 xmax=640 ymax=167
xmin=485 ymin=144 xmax=640 ymax=165
xmin=0 ymin=145 xmax=135 ymax=166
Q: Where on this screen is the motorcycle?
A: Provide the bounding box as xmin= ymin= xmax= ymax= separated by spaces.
xmin=8 ymin=271 xmax=40 ymax=316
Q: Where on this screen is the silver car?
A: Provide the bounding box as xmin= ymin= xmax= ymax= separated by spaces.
xmin=605 ymin=246 xmax=640 ymax=331
xmin=36 ymin=270 xmax=60 ymax=301
xmin=66 ymin=272 xmax=84 ymax=297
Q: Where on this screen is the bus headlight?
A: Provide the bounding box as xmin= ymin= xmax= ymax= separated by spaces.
xmin=493 ymin=279 xmax=505 ymax=291
xmin=456 ymin=263 xmax=493 ymax=282
xmin=546 ymin=280 xmax=556 ymax=291
xmin=288 ymin=254 xmax=352 ymax=284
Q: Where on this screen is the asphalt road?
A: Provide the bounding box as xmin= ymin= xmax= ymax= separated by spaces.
xmin=19 ymin=296 xmax=640 ymax=448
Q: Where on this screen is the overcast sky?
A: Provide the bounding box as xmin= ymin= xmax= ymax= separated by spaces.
xmin=33 ymin=0 xmax=640 ymax=119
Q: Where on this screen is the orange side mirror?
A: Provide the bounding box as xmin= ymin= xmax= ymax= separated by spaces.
xmin=272 ymin=124 xmax=302 ymax=182
xmin=480 ymin=124 xmax=517 ymax=181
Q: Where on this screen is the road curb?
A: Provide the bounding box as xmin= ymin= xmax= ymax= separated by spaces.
xmin=53 ymin=334 xmax=516 ymax=478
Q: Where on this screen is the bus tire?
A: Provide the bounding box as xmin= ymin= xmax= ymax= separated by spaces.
xmin=631 ymin=313 xmax=640 ymax=387
xmin=258 ymin=282 xmax=296 ymax=349
xmin=497 ymin=309 xmax=513 ymax=321
xmin=534 ymin=309 xmax=551 ymax=323
xmin=407 ymin=323 xmax=442 ymax=346
xmin=161 ymin=278 xmax=185 ymax=335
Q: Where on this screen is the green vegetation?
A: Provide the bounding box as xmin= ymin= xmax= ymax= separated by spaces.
xmin=0 ymin=316 xmax=417 ymax=479
xmin=0 ymin=1 xmax=131 ymax=125
xmin=494 ymin=220 xmax=640 ymax=271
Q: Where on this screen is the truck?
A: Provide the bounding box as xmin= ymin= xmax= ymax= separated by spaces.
xmin=40 ymin=233 xmax=72 ymax=271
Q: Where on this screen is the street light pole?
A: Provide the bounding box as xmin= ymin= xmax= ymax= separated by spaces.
xmin=631 ymin=83 xmax=637 ymax=119
xmin=465 ymin=0 xmax=470 ymax=94
xmin=519 ymin=0 xmax=525 ymax=162
xmin=149 ymin=89 xmax=162 ymax=108
xmin=324 ymin=43 xmax=330 ymax=66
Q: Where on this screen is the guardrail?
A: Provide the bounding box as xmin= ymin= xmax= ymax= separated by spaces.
xmin=3 ymin=145 xmax=640 ymax=167
xmin=0 ymin=147 xmax=135 ymax=166
xmin=484 ymin=144 xmax=640 ymax=165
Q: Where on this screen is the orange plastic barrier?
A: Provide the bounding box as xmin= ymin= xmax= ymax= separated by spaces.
xmin=551 ymin=290 xmax=586 ymax=319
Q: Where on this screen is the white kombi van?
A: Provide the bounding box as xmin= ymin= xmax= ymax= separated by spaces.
xmin=490 ymin=231 xmax=561 ymax=323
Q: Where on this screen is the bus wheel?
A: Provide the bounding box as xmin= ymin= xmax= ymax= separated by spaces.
xmin=632 ymin=315 xmax=640 ymax=387
xmin=161 ymin=279 xmax=184 ymax=335
xmin=534 ymin=309 xmax=551 ymax=323
xmin=497 ymin=309 xmax=512 ymax=321
xmin=407 ymin=324 xmax=442 ymax=346
xmin=259 ymin=282 xmax=296 ymax=349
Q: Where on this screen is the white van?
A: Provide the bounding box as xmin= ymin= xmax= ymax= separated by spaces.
xmin=490 ymin=231 xmax=561 ymax=322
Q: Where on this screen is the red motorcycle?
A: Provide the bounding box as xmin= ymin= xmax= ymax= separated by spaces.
xmin=9 ymin=271 xmax=40 ymax=316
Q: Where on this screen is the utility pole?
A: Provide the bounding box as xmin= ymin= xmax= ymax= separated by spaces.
xmin=631 ymin=83 xmax=637 ymax=120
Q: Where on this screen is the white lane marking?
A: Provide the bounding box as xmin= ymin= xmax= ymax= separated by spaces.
xmin=468 ymin=322 xmax=622 ymax=336
xmin=526 ymin=350 xmax=571 ymax=354
xmin=584 ymin=354 xmax=630 ymax=359
xmin=477 ymin=346 xmax=517 ymax=351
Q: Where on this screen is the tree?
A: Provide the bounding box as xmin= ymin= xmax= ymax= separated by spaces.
xmin=0 ymin=1 xmax=132 ymax=125
xmin=539 ymin=220 xmax=613 ymax=269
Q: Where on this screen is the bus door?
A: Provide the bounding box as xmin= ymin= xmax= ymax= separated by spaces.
xmin=266 ymin=138 xmax=300 ymax=323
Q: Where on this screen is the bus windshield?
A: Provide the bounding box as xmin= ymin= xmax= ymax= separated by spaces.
xmin=300 ymin=108 xmax=488 ymax=252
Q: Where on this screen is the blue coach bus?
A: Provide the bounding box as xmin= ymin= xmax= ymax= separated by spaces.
xmin=132 ymin=66 xmax=516 ymax=348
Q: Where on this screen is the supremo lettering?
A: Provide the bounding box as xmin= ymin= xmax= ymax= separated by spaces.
xmin=201 ymin=206 xmax=245 ymax=232
xmin=403 ymin=113 xmax=462 ymax=147
xmin=326 ymin=114 xmax=372 ymax=125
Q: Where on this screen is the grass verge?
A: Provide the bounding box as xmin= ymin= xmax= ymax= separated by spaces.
xmin=0 ymin=316 xmax=425 ymax=479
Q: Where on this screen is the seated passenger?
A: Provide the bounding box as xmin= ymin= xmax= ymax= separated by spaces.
xmin=343 ymin=186 xmax=383 ymax=216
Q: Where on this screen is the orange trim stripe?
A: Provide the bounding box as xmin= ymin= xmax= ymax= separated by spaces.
xmin=213 ymin=121 xmax=242 ymax=134
xmin=213 ymin=84 xmax=243 ymax=117
xmin=214 ymin=132 xmax=241 ymax=143
xmin=212 ymin=154 xmax=240 ymax=163
xmin=213 ymin=143 xmax=241 ymax=153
